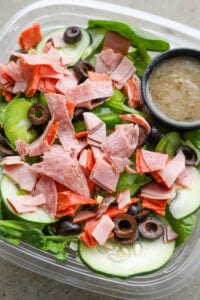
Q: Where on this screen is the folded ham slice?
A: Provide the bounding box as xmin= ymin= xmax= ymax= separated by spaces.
xmin=7 ymin=194 xmax=46 ymax=214
xmin=103 ymin=124 xmax=139 ymax=159
xmin=83 ymin=112 xmax=106 ymax=148
xmin=111 ymin=56 xmax=135 ymax=87
xmin=89 ymin=158 xmax=119 ymax=192
xmin=140 ymin=182 xmax=176 ymax=200
xmin=91 ymin=215 xmax=115 ymax=245
xmin=95 ymin=48 xmax=123 ymax=74
xmin=33 ymin=145 xmax=90 ymax=197
xmin=15 ymin=120 xmax=59 ymax=159
xmin=117 ymin=189 xmax=131 ymax=209
xmin=1 ymin=156 xmax=23 ymax=166
xmin=96 ymin=195 xmax=116 ymax=218
xmin=34 ymin=175 xmax=58 ymax=218
xmin=154 ymin=151 xmax=186 ymax=189
xmin=2 ymin=162 xmax=38 ymax=192
xmin=46 ymin=93 xmax=85 ymax=154
xmin=176 ymin=166 xmax=198 ymax=189
xmin=123 ymin=74 xmax=143 ymax=108
xmin=65 ymin=78 xmax=113 ymax=106
xmin=136 ymin=149 xmax=169 ymax=173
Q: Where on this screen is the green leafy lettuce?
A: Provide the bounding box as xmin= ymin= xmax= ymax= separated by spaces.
xmin=0 ymin=220 xmax=78 ymax=260
xmin=88 ymin=19 xmax=170 ymax=51
xmin=166 ymin=209 xmax=197 ymax=247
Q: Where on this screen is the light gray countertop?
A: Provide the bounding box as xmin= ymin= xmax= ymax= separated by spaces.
xmin=0 ymin=1 xmax=199 ymax=299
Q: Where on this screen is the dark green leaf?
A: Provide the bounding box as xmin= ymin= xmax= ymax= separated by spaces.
xmin=88 ymin=19 xmax=170 ymax=51
xmin=109 ymin=89 xmax=126 ymax=103
xmin=21 ymin=228 xmax=46 ymax=248
xmin=155 ymin=132 xmax=183 ymax=157
xmin=128 ymin=49 xmax=151 ymax=77
xmin=166 ymin=209 xmax=197 ymax=247
xmin=117 ymin=172 xmax=151 ymax=195
xmin=184 ymin=129 xmax=200 ymax=150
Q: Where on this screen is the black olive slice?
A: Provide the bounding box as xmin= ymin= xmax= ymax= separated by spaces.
xmin=127 ymin=203 xmax=143 ymax=217
xmin=114 ymin=231 xmax=139 ymax=245
xmin=149 ymin=125 xmax=165 ymax=144
xmin=56 ymin=219 xmax=81 ymax=235
xmin=0 ymin=144 xmax=15 ymax=156
xmin=176 ymin=145 xmax=198 ymax=166
xmin=113 ymin=213 xmax=138 ymax=239
xmin=28 ymin=104 xmax=50 ymax=126
xmin=9 ymin=49 xmax=26 ymax=62
xmin=72 ymin=107 xmax=87 ymax=122
xmin=63 ymin=26 xmax=82 ymax=44
xmin=139 ymin=216 xmax=163 ymax=240
xmin=137 ymin=126 xmax=149 ymax=147
xmin=74 ymin=60 xmax=95 ymax=83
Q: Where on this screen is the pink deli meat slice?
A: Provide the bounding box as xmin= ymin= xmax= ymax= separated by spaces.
xmin=95 ymin=48 xmax=123 ymax=74
xmin=55 ymin=71 xmax=78 ymax=94
xmin=103 ymin=124 xmax=139 ymax=159
xmin=117 ymin=189 xmax=131 ymax=209
xmin=89 ymin=158 xmax=119 ymax=193
xmin=123 ymin=74 xmax=143 ymax=108
xmin=83 ymin=112 xmax=106 ymax=147
xmin=0 ymin=156 xmax=24 ymax=166
xmin=73 ymin=210 xmax=97 ymax=223
xmin=156 ymin=151 xmax=186 ymax=188
xmin=34 ymin=175 xmax=58 ymax=218
xmin=140 ymin=182 xmax=176 ymax=200
xmin=92 ymin=215 xmax=115 ymax=245
xmin=140 ymin=149 xmax=169 ymax=172
xmin=46 ymin=93 xmax=85 ymax=154
xmin=7 ymin=194 xmax=46 ymax=214
xmin=65 ymin=79 xmax=113 ymax=106
xmin=15 ymin=119 xmax=57 ymax=158
xmin=110 ymin=56 xmax=136 ymax=86
xmin=33 ymin=145 xmax=90 ymax=197
xmin=3 ymin=162 xmax=38 ymax=192
xmin=96 ymin=195 xmax=116 ymax=218
xmin=176 ymin=166 xmax=198 ymax=189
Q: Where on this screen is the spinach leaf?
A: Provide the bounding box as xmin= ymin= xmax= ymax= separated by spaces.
xmin=184 ymin=129 xmax=200 ymax=150
xmin=128 ymin=49 xmax=151 ymax=77
xmin=88 ymin=19 xmax=170 ymax=51
xmin=109 ymin=88 xmax=126 ymax=103
xmin=155 ymin=132 xmax=183 ymax=157
xmin=21 ymin=228 xmax=46 ymax=248
xmin=166 ymin=209 xmax=197 ymax=247
xmin=117 ymin=172 xmax=151 ymax=196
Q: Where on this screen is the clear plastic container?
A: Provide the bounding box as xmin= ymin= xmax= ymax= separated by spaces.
xmin=0 ymin=1 xmax=199 ymax=299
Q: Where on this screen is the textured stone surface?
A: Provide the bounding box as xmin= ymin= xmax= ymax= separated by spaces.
xmin=0 ymin=0 xmax=199 ymax=299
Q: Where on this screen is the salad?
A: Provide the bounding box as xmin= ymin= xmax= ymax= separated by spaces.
xmin=0 ymin=18 xmax=199 ymax=279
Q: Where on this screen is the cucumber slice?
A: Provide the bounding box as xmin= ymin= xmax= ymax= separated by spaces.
xmin=1 ymin=175 xmax=57 ymax=224
xmin=169 ymin=171 xmax=200 ymax=219
xmin=3 ymin=98 xmax=37 ymax=149
xmin=81 ymin=28 xmax=106 ymax=60
xmin=36 ymin=28 xmax=91 ymax=66
xmin=79 ymin=235 xmax=175 ymax=278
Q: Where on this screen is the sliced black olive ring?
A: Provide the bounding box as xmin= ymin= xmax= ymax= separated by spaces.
xmin=55 ymin=218 xmax=81 ymax=235
xmin=28 ymin=104 xmax=50 ymax=126
xmin=139 ymin=216 xmax=163 ymax=240
xmin=113 ymin=213 xmax=138 ymax=242
xmin=63 ymin=26 xmax=82 ymax=44
xmin=74 ymin=60 xmax=95 ymax=83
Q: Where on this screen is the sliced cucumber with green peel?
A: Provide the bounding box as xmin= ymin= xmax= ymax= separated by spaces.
xmin=79 ymin=236 xmax=175 ymax=278
xmin=81 ymin=28 xmax=106 ymax=60
xmin=169 ymin=171 xmax=200 ymax=219
xmin=3 ymin=98 xmax=37 ymax=149
xmin=1 ymin=175 xmax=57 ymax=224
xmin=36 ymin=28 xmax=91 ymax=66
